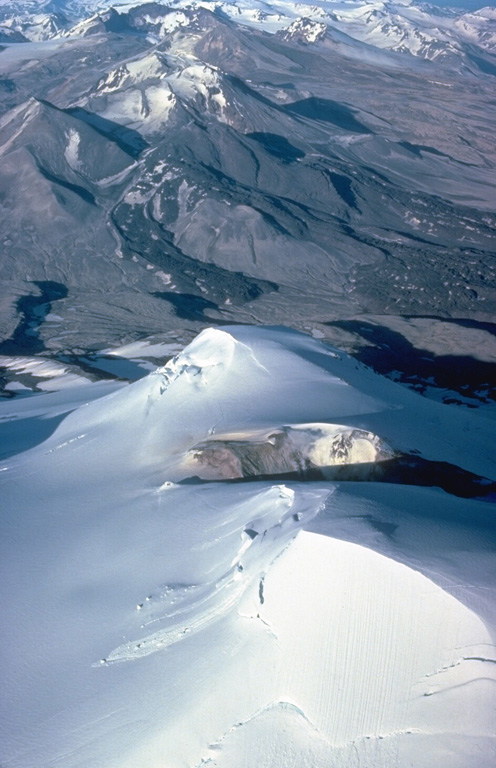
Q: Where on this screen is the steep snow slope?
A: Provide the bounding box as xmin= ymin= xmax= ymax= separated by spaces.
xmin=1 ymin=327 xmax=495 ymax=767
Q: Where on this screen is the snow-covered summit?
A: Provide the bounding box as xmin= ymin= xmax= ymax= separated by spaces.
xmin=278 ymin=16 xmax=328 ymax=44
xmin=454 ymin=6 xmax=496 ymax=53
xmin=3 ymin=1 xmax=496 ymax=62
xmin=82 ymin=45 xmax=230 ymax=133
xmin=57 ymin=2 xmax=207 ymax=38
xmin=1 ymin=326 xmax=496 ymax=767
xmin=0 ymin=9 xmax=68 ymax=40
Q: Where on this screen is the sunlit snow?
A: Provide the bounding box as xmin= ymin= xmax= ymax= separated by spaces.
xmin=1 ymin=326 xmax=495 ymax=767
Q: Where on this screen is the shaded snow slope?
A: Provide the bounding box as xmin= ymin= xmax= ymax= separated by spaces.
xmin=1 ymin=326 xmax=495 ymax=768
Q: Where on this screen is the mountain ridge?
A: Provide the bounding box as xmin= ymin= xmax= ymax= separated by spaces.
xmin=0 ymin=0 xmax=494 ymax=403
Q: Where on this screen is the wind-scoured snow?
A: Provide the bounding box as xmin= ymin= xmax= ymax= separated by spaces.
xmin=1 ymin=326 xmax=495 ymax=767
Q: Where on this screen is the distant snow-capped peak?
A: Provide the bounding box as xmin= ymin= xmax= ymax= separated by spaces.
xmin=1 ymin=1 xmax=496 ymax=62
xmin=279 ymin=16 xmax=328 ymax=44
xmin=453 ymin=7 xmax=496 ymax=53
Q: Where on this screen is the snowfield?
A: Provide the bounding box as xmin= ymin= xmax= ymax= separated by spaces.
xmin=1 ymin=326 xmax=495 ymax=767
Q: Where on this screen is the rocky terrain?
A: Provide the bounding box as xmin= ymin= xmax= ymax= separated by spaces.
xmin=0 ymin=0 xmax=495 ymax=404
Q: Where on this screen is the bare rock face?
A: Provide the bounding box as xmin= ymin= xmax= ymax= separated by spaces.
xmin=182 ymin=423 xmax=395 ymax=481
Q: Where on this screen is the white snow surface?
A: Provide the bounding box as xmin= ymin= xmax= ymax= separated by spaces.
xmin=88 ymin=50 xmax=229 ymax=133
xmin=1 ymin=326 xmax=495 ymax=768
xmin=8 ymin=0 xmax=495 ymax=61
xmin=2 ymin=0 xmax=496 ymax=60
xmin=0 ymin=354 xmax=92 ymax=388
xmin=96 ymin=0 xmax=496 ymax=57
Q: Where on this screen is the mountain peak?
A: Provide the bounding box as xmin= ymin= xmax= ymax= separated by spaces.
xmin=278 ymin=16 xmax=328 ymax=45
